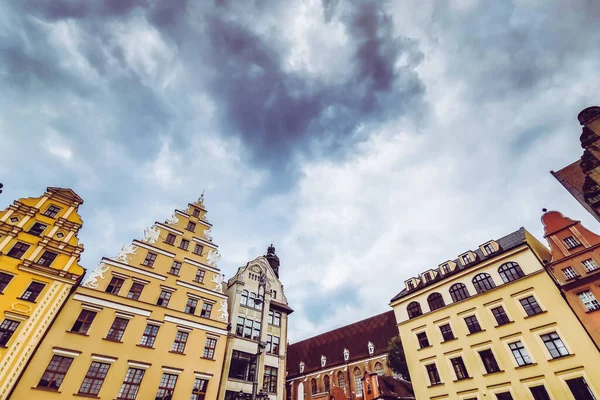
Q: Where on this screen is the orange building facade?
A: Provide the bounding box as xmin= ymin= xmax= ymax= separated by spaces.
xmin=541 ymin=210 xmax=600 ymax=348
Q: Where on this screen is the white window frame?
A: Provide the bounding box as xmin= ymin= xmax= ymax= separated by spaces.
xmin=470 ymin=341 xmax=504 ymax=376
xmin=512 ymin=290 xmax=545 ymax=318
xmin=522 ymin=378 xmax=556 ymax=400
xmin=445 ymin=350 xmax=470 ymax=381
xmin=421 ymin=359 xmax=443 ymax=386
xmin=501 ymin=334 xmax=536 ymax=368
xmin=581 ymin=258 xmax=599 ymax=272
xmin=577 ymin=290 xmax=600 ymax=312
xmin=484 ymin=300 xmax=514 ymax=327
xmin=562 ymin=267 xmax=579 ymax=280
xmin=458 ymin=309 xmax=484 ymax=336
xmin=413 ymin=326 xmax=429 ymax=350
xmin=488 ymin=385 xmax=516 ymax=399
xmin=556 ymin=369 xmax=600 ymax=400
xmin=532 ymin=325 xmax=572 ymax=361
xmin=434 ymin=318 xmax=455 ymax=343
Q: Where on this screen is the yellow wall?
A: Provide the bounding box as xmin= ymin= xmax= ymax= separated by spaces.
xmin=10 ymin=198 xmax=229 ymax=399
xmin=391 ymin=241 xmax=600 ymax=399
xmin=0 ymin=188 xmax=85 ymax=400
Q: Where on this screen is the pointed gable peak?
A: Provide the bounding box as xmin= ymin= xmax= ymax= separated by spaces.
xmin=541 ymin=210 xmax=578 ymax=237
xmin=47 ymin=187 xmax=84 ymax=204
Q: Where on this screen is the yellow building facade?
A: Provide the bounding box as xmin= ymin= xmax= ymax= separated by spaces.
xmin=10 ymin=194 xmax=229 ymax=399
xmin=0 ymin=187 xmax=85 ymax=400
xmin=390 ymin=228 xmax=600 ymax=400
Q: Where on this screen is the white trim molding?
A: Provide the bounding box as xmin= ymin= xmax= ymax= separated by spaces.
xmin=73 ymin=293 xmax=152 ymax=317
xmin=164 ymin=315 xmax=228 ymax=335
xmin=177 ymin=280 xmax=227 ymax=299
xmin=133 ymin=240 xmax=176 ymax=258
xmin=102 ymin=258 xmax=167 ymax=281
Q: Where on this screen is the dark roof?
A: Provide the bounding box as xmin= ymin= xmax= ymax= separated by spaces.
xmin=287 ymin=310 xmax=398 ymax=378
xmin=390 ymin=227 xmax=527 ymax=302
xmin=377 ymin=375 xmax=415 ymax=399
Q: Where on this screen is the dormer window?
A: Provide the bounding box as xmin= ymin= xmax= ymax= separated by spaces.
xmin=461 ymin=253 xmax=473 ymax=265
xmin=299 ymin=362 xmax=305 ymax=373
xmin=321 ymin=355 xmax=327 ymax=367
xmin=483 ymin=243 xmax=495 ymax=255
xmin=424 ymin=273 xmax=432 ymax=283
xmin=368 ymin=341 xmax=375 ymax=355
xmin=407 ymin=281 xmax=414 ymax=290
xmin=441 ymin=264 xmax=451 ymax=274
xmin=563 ymin=236 xmax=581 ymax=249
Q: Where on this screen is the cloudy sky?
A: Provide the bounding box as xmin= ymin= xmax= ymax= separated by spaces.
xmin=1 ymin=0 xmax=599 ymax=342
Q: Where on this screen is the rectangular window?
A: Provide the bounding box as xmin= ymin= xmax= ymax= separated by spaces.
xmin=78 ymin=361 xmax=110 ymax=396
xmin=186 ymin=221 xmax=196 ymax=232
xmin=142 ymin=252 xmax=157 ymax=267
xmin=171 ymin=331 xmax=189 ymax=353
xmin=491 ymin=306 xmax=511 ymax=325
xmin=529 ymin=385 xmax=551 ymax=400
xmin=540 ymin=332 xmax=569 ymax=358
xmin=0 ymin=272 xmax=14 ymax=293
xmin=451 ymin=356 xmax=469 ymax=380
xmin=268 ymin=310 xmax=273 ymax=325
xmin=462 ymin=253 xmax=472 ymax=264
xmin=37 ymin=251 xmax=58 ymax=267
xmin=105 ymin=277 xmax=124 ymax=295
xmin=38 ymin=355 xmax=73 ymax=390
xmin=229 ymin=350 xmax=256 ymax=382
xmin=169 ymin=261 xmax=182 ymax=275
xmin=127 ymin=283 xmax=144 ymax=300
xmin=0 ymin=319 xmax=20 ymax=346
xmin=425 ymin=363 xmax=441 ymax=385
xmin=496 ymin=393 xmax=513 ymax=400
xmin=203 ymin=337 xmax=217 ymax=359
xmin=520 ymin=296 xmax=543 ymax=316
xmin=70 ymin=310 xmax=97 ymax=334
xmin=442 ymin=264 xmax=451 ymax=274
xmin=582 ymin=258 xmax=599 ymax=272
xmin=578 ymin=290 xmax=600 ymax=311
xmin=193 ymin=244 xmax=203 ymax=255
xmin=106 ymin=317 xmax=129 ymax=341
xmin=194 ymin=269 xmax=205 ymax=283
xmin=7 ymin=242 xmax=30 ymax=259
xmin=508 ymin=341 xmax=532 ymax=366
xmin=21 ymin=281 xmax=45 ymax=302
xmin=565 ymin=377 xmax=596 ymax=400
xmin=464 ymin=315 xmax=482 ymax=334
xmin=479 ymin=349 xmax=501 ymax=373
xmin=118 ymin=368 xmax=145 ymax=400
xmin=263 ymin=366 xmax=278 ymax=393
xmin=272 ymin=311 xmax=281 ymax=326
xmin=192 ymin=209 xmax=200 ymax=218
xmin=407 ymin=281 xmax=414 ymax=290
xmin=424 ymin=273 xmax=431 ymax=283
xmin=180 ymin=239 xmax=190 ymax=250
xmin=236 ymin=317 xmax=245 ymax=337
xmin=483 ymin=243 xmax=495 ymax=255
xmin=139 ymin=324 xmax=159 ymax=347
xmin=165 ymin=233 xmax=176 ymax=245
xmin=28 ymin=222 xmax=47 ymax=236
xmin=156 ymin=373 xmax=178 ymax=399
xmin=439 ymin=324 xmax=454 ymax=341
xmin=43 ymin=205 xmax=61 ymax=218
xmin=157 ymin=290 xmax=172 ymax=307
xmin=271 ymin=336 xmax=280 ymax=354
xmin=417 ymin=332 xmax=430 ymax=348
xmin=563 ymin=266 xmax=579 ymax=280
xmin=563 ymin=236 xmax=581 ymax=249
xmin=252 ymin=321 xmax=261 ymax=341
xmin=244 ymin=318 xmax=253 ymax=338
xmin=200 ymin=303 xmax=212 ymax=319
xmin=191 ymin=378 xmax=208 ymax=400
xmin=185 ymin=298 xmax=198 ymax=314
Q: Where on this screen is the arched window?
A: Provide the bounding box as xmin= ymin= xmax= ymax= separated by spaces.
xmin=449 ymin=283 xmax=470 ymax=302
xmin=427 ymin=293 xmax=445 ymax=311
xmin=498 ymin=262 xmax=525 ymax=283
xmin=407 ymin=302 xmax=422 ymax=319
xmin=241 ymin=290 xmax=248 ymax=306
xmin=354 ymin=367 xmax=363 ymax=396
xmin=297 ymin=382 xmax=304 ymax=399
xmin=311 ymin=378 xmax=317 ymax=395
xmin=248 ymin=292 xmax=256 ymax=308
xmin=337 ymin=371 xmax=346 ymax=391
xmin=324 ymin=374 xmax=330 ymax=392
xmin=374 ymin=362 xmax=384 ymax=376
xmin=472 ymin=273 xmax=496 ymax=294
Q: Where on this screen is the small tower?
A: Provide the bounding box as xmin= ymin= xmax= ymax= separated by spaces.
xmin=266 ymin=243 xmax=280 ymax=278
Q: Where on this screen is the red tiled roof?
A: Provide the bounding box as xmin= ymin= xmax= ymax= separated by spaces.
xmin=287 ymin=310 xmax=398 ymax=378
xmin=552 ymin=160 xmax=586 ymax=195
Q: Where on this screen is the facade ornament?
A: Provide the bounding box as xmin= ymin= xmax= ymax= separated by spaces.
xmin=165 ymin=212 xmax=179 ymax=226
xmin=211 ymin=273 xmax=224 ymax=293
xmin=321 ymin=355 xmax=327 ymax=367
xmin=202 ymin=227 xmax=213 ymax=242
xmin=218 ymin=299 xmax=229 ymax=321
xmin=113 ymin=244 xmax=138 ymax=263
xmin=368 ymin=341 xmax=375 ymax=355
xmin=82 ymin=262 xmax=110 ymax=288
xmin=343 ymin=348 xmax=350 ymax=362
xmin=207 ymin=249 xmax=221 ymax=267
xmin=299 ymin=362 xmax=305 ymax=373
xmin=142 ymin=225 xmax=160 ymax=244
xmin=197 ymin=190 xmax=205 ymax=205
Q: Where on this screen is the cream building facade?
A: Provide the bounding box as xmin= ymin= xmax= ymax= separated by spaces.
xmin=217 ymin=245 xmax=293 ymax=400
xmin=390 ymin=228 xmax=600 ymax=400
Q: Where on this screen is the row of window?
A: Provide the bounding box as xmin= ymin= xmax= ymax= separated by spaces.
xmin=240 ymin=289 xmax=264 ymax=310
xmin=66 ymin=309 xmax=216 ymax=357
xmin=36 ymin=355 xmax=209 ymax=399
xmin=3 ymin=241 xmax=60 ymax=267
xmin=160 ymin=236 xmax=205 ymax=256
xmin=308 ymin=364 xmax=384 ymax=396
xmin=407 ymin=262 xmax=526 ymax=318
xmin=0 ymin=274 xmax=45 ymax=302
xmin=561 ymin=258 xmax=599 ymax=279
xmin=228 ymin=350 xmax=279 ymax=393
xmin=415 ymin=295 xmax=544 ymax=349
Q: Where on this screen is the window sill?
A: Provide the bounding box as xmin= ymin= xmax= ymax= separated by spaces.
xmin=524 ymin=311 xmax=547 ymax=319
xmin=586 ymin=307 xmax=600 ymax=314
xmin=193 ymin=280 xmax=205 ymax=284
xmin=427 ymin=383 xmax=444 ymax=388
xmin=515 ymin=363 xmax=537 ymax=370
xmin=495 ymin=321 xmax=514 ymax=328
xmin=169 ymin=351 xmax=186 ymax=355
xmin=453 ymin=377 xmax=473 ymax=382
xmin=442 ymin=338 xmax=458 ymax=343
xmin=167 ymin=272 xmax=180 ymax=277
xmin=136 ymin=344 xmax=155 ymax=349
xmin=102 ymin=338 xmax=123 ymax=344
xmin=467 ymin=329 xmax=486 ymax=336
xmin=140 ymin=264 xmax=155 ymax=269
xmin=66 ymin=331 xmax=89 ymax=337
xmin=483 ymin=370 xmax=505 ymax=376
xmin=74 ymin=393 xmax=101 ymax=399
xmin=163 ymin=241 xmax=176 ymax=246
xmin=32 ymin=386 xmax=61 ymax=393
xmin=418 ymin=345 xmax=432 ymax=351
xmin=200 ymin=357 xmax=215 ymax=361
xmin=548 ymin=354 xmax=575 ymax=362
